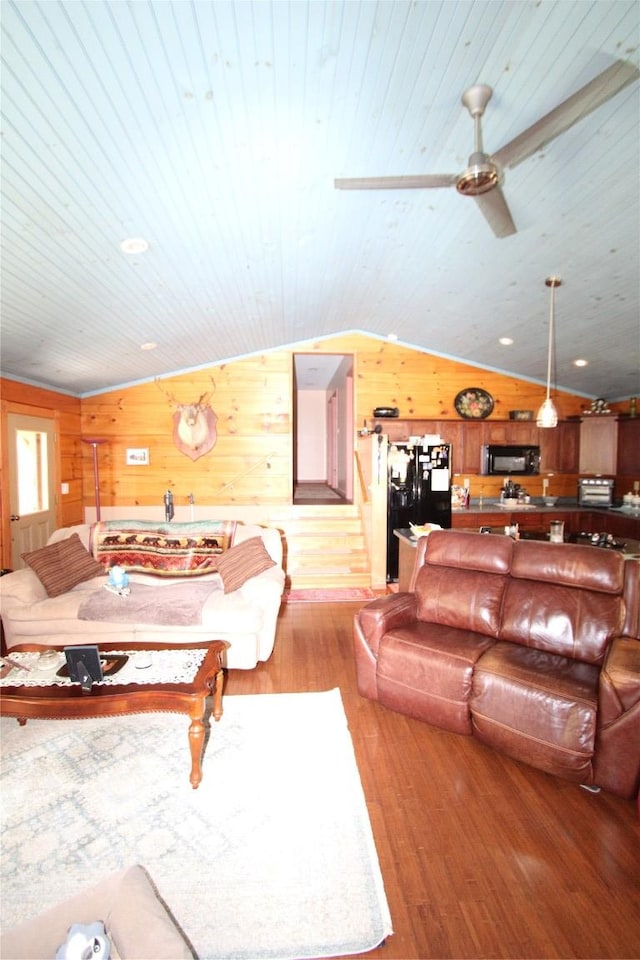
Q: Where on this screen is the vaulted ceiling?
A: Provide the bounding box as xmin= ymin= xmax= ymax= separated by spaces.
xmin=1 ymin=0 xmax=638 ymax=399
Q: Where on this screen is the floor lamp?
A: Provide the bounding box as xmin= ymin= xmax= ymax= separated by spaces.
xmin=82 ymin=438 xmax=106 ymax=520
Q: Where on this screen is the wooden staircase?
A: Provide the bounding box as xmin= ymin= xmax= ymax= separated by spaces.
xmin=276 ymin=504 xmax=371 ymax=590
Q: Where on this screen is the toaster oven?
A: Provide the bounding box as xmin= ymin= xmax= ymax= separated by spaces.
xmin=578 ymin=477 xmax=614 ymax=507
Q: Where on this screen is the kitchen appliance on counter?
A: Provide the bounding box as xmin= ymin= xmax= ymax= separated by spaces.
xmin=572 ymin=531 xmax=625 ymax=549
xmin=386 ymin=441 xmax=452 ymax=581
xmin=481 ymin=444 xmax=540 ymax=476
xmin=578 ymin=477 xmax=615 ymax=507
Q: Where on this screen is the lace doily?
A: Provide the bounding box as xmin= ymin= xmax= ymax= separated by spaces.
xmin=0 ymin=649 xmax=209 ymax=688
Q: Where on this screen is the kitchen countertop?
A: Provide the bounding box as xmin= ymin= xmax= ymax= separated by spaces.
xmin=454 ymin=499 xmax=640 ymax=515
xmin=394 ymin=526 xmax=640 ymax=558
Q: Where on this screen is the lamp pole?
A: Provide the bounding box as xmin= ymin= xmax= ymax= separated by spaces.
xmin=81 ymin=438 xmax=107 ymax=520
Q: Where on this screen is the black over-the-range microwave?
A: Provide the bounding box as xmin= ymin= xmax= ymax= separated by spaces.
xmin=481 ymin=445 xmax=541 ymax=476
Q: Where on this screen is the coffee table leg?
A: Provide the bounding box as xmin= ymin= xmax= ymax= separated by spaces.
xmin=211 ymin=667 xmax=224 ymax=722
xmin=187 ymin=667 xmax=224 ymax=789
xmin=188 ymin=700 xmax=206 ymax=790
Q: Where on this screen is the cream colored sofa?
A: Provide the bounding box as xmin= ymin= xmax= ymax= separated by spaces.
xmin=0 ymin=521 xmax=285 ymax=670
xmin=0 ymin=864 xmax=194 ymax=959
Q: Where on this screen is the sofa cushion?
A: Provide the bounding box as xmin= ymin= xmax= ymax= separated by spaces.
xmin=215 ymin=536 xmax=276 ymax=593
xmin=423 ymin=529 xmax=513 ymax=575
xmin=21 ymin=535 xmax=105 ymax=598
xmin=377 ymin=621 xmax=496 ymax=734
xmin=414 ymin=564 xmax=508 ymax=639
xmin=471 ymin=641 xmax=599 ymax=782
xmin=90 ymin=520 xmax=237 ymax=577
xmin=0 ymin=864 xmax=193 ymax=960
xmin=500 ymin=579 xmax=624 ymax=665
xmin=511 ymin=539 xmax=625 ymax=594
xmin=105 ymin=864 xmax=193 ymax=958
xmin=504 ymin=539 xmax=624 ymax=663
xmin=412 ymin=530 xmax=512 ymax=638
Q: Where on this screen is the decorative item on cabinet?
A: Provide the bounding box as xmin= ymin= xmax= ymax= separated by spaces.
xmin=454 ymin=388 xmax=494 ymax=420
xmin=587 ymin=397 xmax=611 ymax=415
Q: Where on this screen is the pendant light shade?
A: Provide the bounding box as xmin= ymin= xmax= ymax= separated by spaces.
xmin=536 ymin=277 xmax=561 ymax=428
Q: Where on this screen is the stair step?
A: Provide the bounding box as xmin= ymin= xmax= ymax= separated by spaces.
xmin=277 ymin=506 xmax=372 ymax=590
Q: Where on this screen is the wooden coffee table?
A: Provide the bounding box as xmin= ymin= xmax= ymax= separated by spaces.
xmin=0 ymin=642 xmax=227 ymax=789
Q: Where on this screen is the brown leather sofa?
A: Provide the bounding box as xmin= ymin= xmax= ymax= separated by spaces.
xmin=354 ymin=530 xmax=640 ymax=799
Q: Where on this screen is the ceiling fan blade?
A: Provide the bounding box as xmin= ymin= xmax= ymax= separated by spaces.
xmin=474 ymin=186 xmax=517 ymax=238
xmin=493 ymin=59 xmax=640 ymax=170
xmin=334 ymin=174 xmax=458 ymax=190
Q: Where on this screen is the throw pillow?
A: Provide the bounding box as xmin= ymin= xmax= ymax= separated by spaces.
xmin=215 ymin=536 xmax=276 ymax=593
xmin=22 ymin=534 xmax=105 ymax=598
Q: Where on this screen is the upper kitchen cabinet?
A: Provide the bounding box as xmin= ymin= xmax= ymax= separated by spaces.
xmin=539 ymin=421 xmax=580 ymax=473
xmin=578 ymin=416 xmax=618 ymax=475
xmin=483 ymin=421 xmax=539 ymax=445
xmin=617 ymin=418 xmax=640 ymax=476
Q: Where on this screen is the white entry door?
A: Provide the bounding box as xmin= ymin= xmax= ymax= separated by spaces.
xmin=7 ymin=413 xmax=57 ymax=569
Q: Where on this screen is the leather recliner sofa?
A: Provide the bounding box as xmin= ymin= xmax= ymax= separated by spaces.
xmin=354 ymin=530 xmax=640 ymax=799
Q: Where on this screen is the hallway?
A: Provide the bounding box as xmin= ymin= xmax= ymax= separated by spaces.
xmin=293 ymin=482 xmax=349 ymax=505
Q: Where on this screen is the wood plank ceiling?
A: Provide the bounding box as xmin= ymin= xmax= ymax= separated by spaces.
xmin=0 ymin=0 xmax=638 ymax=399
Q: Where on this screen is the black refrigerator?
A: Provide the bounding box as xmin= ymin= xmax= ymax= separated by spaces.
xmin=386 ymin=441 xmax=452 ymax=582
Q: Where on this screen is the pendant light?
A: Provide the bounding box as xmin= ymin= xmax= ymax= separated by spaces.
xmin=536 ymin=277 xmax=561 ymax=428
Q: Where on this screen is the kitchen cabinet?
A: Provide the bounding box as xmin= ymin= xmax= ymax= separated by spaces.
xmin=458 ymin=422 xmax=484 ymax=474
xmin=483 ymin=421 xmax=539 ymax=445
xmin=511 ymin=510 xmax=577 ymax=535
xmin=599 ymin=511 xmax=640 ymax=540
xmin=579 ymin=416 xmax=618 ymax=475
xmin=451 ymin=511 xmax=505 ymax=530
xmin=617 ymin=418 xmax=640 ymax=476
xmin=539 ymin=421 xmax=580 ymax=473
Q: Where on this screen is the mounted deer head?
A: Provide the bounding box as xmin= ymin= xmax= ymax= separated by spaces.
xmin=156 ymin=378 xmax=218 ymax=461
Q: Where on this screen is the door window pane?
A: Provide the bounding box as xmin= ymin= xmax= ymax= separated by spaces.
xmin=16 ymin=430 xmax=49 ymax=514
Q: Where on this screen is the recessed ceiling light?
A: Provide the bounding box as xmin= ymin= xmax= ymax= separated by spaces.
xmin=120 ymin=237 xmax=149 ymax=254
xmin=574 ymin=358 xmax=588 ymax=367
xmin=141 ymin=342 xmax=157 ymax=351
xmin=387 ymin=333 xmax=398 ymax=341
xmin=499 ymin=336 xmax=514 ymax=346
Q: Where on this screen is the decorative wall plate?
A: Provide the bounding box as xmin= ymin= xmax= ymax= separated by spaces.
xmin=454 ymin=388 xmax=494 ymax=419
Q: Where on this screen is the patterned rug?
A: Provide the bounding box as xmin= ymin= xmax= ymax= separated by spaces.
xmin=284 ymin=587 xmax=377 ymax=603
xmin=0 ymin=689 xmax=392 ymax=959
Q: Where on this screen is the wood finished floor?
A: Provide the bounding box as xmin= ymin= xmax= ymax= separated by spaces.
xmin=293 ymin=482 xmax=349 ymax=505
xmin=227 ymin=601 xmax=640 ymax=960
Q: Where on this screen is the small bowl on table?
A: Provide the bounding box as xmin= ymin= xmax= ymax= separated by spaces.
xmin=543 ymin=497 xmax=558 ymax=507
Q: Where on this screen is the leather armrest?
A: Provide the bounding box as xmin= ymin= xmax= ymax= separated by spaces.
xmin=598 ymin=636 xmax=640 ymax=725
xmin=595 ymin=637 xmax=640 ymax=798
xmin=355 ymin=593 xmax=417 ymax=658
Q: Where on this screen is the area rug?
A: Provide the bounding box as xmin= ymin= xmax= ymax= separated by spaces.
xmin=284 ymin=588 xmax=377 ymax=603
xmin=0 ymin=689 xmax=392 ymax=960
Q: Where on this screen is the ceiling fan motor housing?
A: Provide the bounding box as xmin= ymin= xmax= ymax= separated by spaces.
xmin=456 ymin=153 xmax=499 ymax=195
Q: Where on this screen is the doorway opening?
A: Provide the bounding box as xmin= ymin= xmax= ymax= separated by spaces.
xmin=292 ymin=354 xmax=354 ymax=505
xmin=6 ymin=412 xmax=57 ymax=569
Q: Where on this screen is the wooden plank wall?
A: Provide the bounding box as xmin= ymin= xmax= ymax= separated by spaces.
xmin=79 ymin=353 xmax=293 ymax=514
xmin=325 ymin=333 xmax=590 ymax=424
xmin=0 ymin=333 xmax=630 ymax=566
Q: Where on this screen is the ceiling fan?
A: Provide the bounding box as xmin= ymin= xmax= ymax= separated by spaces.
xmin=334 ymin=60 xmax=639 ymax=238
